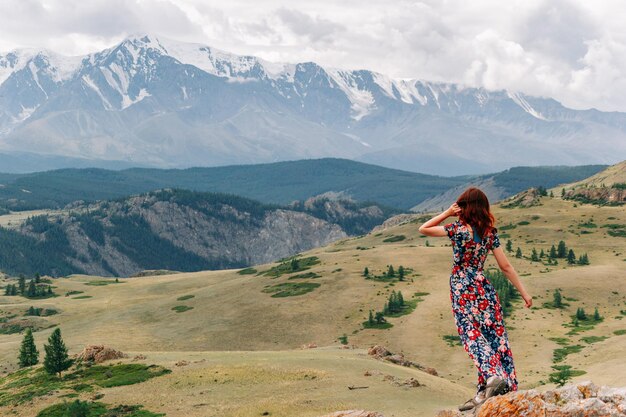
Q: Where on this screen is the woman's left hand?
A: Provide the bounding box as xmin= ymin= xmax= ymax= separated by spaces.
xmin=447 ymin=202 xmax=462 ymax=216
xmin=522 ymin=294 xmax=532 ymax=308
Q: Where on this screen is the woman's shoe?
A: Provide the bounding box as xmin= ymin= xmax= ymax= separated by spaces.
xmin=458 ymin=390 xmax=486 ymax=411
xmin=484 ymin=376 xmax=507 ymax=399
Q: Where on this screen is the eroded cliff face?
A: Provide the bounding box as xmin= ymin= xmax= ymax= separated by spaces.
xmin=564 ymin=186 xmax=626 ymax=205
xmin=19 ymin=191 xmax=354 ymax=277
xmin=435 ymin=381 xmax=626 ymax=417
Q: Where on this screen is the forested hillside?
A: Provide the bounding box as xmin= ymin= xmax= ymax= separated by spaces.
xmin=0 ymin=189 xmax=394 ymax=276
xmin=0 ymin=158 xmax=606 ymax=212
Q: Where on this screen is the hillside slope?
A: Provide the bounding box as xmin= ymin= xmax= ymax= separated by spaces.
xmin=0 ymin=159 xmax=606 ymax=212
xmin=1 ymin=165 xmax=625 ymax=416
xmin=557 ymin=160 xmax=626 ymax=205
xmin=0 ymin=189 xmax=397 ymax=276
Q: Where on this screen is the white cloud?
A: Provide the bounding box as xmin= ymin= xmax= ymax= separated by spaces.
xmin=1 ymin=0 xmax=626 ymax=111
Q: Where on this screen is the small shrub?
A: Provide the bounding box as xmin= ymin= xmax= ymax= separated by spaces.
xmin=171 ymin=305 xmax=193 ymax=313
xmin=176 ymin=295 xmax=195 ymax=301
xmin=382 ymin=235 xmax=405 ymax=243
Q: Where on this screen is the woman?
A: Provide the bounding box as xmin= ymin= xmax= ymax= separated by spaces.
xmin=418 ymin=187 xmax=532 ymax=411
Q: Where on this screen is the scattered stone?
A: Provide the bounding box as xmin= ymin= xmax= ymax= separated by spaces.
xmin=319 ymin=411 xmax=384 ymax=417
xmin=302 ymin=342 xmax=318 ymax=349
xmin=367 ymin=345 xmax=438 ymax=376
xmin=396 ymin=377 xmax=422 ymax=388
xmin=75 ymin=345 xmax=126 ymax=364
xmin=175 ymin=360 xmax=189 ymax=367
xmin=132 ymin=354 xmax=147 ymax=361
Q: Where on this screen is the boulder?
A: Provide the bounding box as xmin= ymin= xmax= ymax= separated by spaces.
xmin=436 ymin=381 xmax=626 ymax=417
xmin=76 ymin=345 xmax=126 ymax=364
xmin=319 ymin=411 xmax=384 ymax=417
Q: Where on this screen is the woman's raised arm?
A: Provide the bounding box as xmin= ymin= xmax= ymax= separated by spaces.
xmin=418 ymin=203 xmax=461 ymax=237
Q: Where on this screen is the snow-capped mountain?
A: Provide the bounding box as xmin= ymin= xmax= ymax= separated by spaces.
xmin=0 ymin=34 xmax=625 ymax=175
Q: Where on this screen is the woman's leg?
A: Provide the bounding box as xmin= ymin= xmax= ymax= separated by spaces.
xmin=453 ymin=307 xmax=507 ymax=386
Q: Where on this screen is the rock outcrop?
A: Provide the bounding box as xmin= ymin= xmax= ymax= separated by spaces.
xmin=367 ymin=345 xmax=438 ymax=376
xmin=436 ymin=381 xmax=626 ymax=417
xmin=319 ymin=411 xmax=384 ymax=417
xmin=500 ymin=187 xmax=543 ymax=208
xmin=75 ymin=345 xmax=126 ymax=363
xmin=564 ymin=185 xmax=626 ymax=205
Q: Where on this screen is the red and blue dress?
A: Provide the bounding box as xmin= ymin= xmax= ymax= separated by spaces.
xmin=443 ymin=219 xmax=518 ymax=393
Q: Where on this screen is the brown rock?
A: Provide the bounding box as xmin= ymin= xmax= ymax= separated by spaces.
xmin=319 ymin=411 xmax=384 ymax=417
xmin=76 ymin=345 xmax=126 ymax=364
xmin=475 ymin=382 xmax=626 ymax=417
xmin=434 ymin=411 xmax=463 ymax=417
xmin=175 ymin=360 xmax=189 ymax=367
xmin=423 ymin=367 xmax=439 ymax=376
xmin=367 ymin=345 xmax=391 ymax=358
xmin=367 ymin=345 xmax=438 ymax=376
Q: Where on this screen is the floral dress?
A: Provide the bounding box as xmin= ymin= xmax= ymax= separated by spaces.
xmin=443 ymin=219 xmax=518 ymax=393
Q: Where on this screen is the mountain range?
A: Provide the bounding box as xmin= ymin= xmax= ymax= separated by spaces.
xmin=1 ymin=34 xmax=625 ymax=175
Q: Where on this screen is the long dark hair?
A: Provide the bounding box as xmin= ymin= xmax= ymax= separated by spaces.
xmin=456 ymin=187 xmax=495 ymax=238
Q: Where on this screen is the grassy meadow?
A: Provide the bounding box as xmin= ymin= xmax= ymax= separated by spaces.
xmin=0 ymin=191 xmax=624 ymax=416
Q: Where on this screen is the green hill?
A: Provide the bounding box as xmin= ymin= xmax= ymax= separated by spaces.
xmin=0 ymin=158 xmax=607 ymax=212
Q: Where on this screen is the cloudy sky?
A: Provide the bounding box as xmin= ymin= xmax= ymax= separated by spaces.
xmin=1 ymin=0 xmax=625 ymax=112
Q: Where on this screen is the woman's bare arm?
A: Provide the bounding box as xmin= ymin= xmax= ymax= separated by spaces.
xmin=492 ymin=246 xmax=532 ymax=308
xmin=418 ymin=203 xmax=461 ymax=237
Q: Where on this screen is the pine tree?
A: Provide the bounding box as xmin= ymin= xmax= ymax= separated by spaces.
xmin=593 ymin=307 xmax=601 ymax=321
xmin=387 ymin=265 xmax=395 ymax=277
xmin=43 ymin=328 xmax=72 ymax=377
xmin=567 ymin=249 xmax=576 ymax=265
xmin=363 ymin=267 xmax=369 ymax=277
xmin=561 ymin=188 xmax=565 ymax=197
xmin=553 ymin=289 xmax=562 ymax=308
xmin=576 ymin=307 xmax=587 ymax=321
xmin=4 ymin=284 xmax=11 ymax=296
xmin=578 ymin=253 xmax=589 ymax=265
xmin=27 ymin=280 xmax=36 ymax=297
xmin=368 ymin=310 xmax=374 ymax=325
xmin=397 ymin=291 xmax=404 ymax=306
xmin=47 ymin=286 xmax=53 ymax=295
xmin=10 ymin=285 xmax=17 ymax=296
xmin=549 ymin=191 xmax=554 ymax=198
xmin=18 ymin=275 xmax=26 ymax=295
xmin=398 ymin=266 xmax=405 ymax=281
xmin=290 ymin=258 xmax=300 ymax=271
xmin=515 ymin=247 xmax=522 ymax=258
xmin=557 ymin=241 xmax=567 ymax=258
xmin=549 ymin=245 xmax=557 ymax=258
xmin=374 ymin=311 xmax=385 ymax=324
xmin=18 ymin=328 xmax=39 ymax=367
xmin=27 ymin=306 xmax=36 ymax=316
xmin=540 ymin=249 xmax=545 ymax=258
xmin=34 ymin=273 xmax=41 ymax=284
xmin=531 ymin=248 xmax=539 ymax=262
xmin=506 ymin=240 xmax=513 ymax=252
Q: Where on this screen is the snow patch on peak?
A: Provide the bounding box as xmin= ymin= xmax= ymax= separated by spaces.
xmin=507 ymin=91 xmax=548 ymax=120
xmin=0 ymin=49 xmax=82 ymax=85
xmin=121 ymin=88 xmax=151 ymax=109
xmin=326 ymin=68 xmax=375 ymax=120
